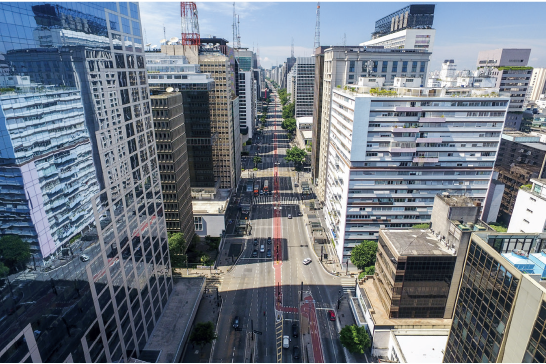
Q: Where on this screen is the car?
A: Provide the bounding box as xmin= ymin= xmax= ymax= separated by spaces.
xmin=328 ymin=310 xmax=336 ymax=321
xmin=283 ymin=335 xmax=290 ymax=349
xmin=292 ymin=322 xmax=299 ymax=338
xmin=252 ymin=250 xmax=258 ymax=258
xmin=293 ymin=346 xmax=300 ymax=360
xmin=260 ymin=244 xmax=265 ymax=253
xmin=288 ymin=214 xmax=292 ymax=219
xmin=80 ymin=254 xmax=90 ymax=262
xmin=253 ymin=238 xmax=258 ymax=246
xmin=303 ymin=258 xmax=312 ymax=265
xmin=294 ymin=183 xmax=299 ymax=187
xmin=259 ymin=190 xmax=264 ymax=195
xmin=266 ymin=249 xmax=272 ymax=258
xmin=267 ymin=237 xmax=272 ymax=245
xmin=232 ymin=316 xmax=240 ymax=329
xmin=298 ymin=212 xmax=303 ymax=216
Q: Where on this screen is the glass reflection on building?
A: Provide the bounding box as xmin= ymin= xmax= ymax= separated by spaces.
xmin=0 ymin=2 xmax=171 ymax=362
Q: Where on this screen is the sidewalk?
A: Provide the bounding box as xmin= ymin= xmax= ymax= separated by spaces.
xmin=336 ymin=293 xmax=369 ymax=363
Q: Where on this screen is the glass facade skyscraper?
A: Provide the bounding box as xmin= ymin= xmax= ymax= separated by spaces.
xmin=0 ymin=2 xmax=172 ymax=362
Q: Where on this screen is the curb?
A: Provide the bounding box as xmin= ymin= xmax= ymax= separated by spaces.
xmin=301 ymin=214 xmax=339 ymax=278
xmin=209 ymin=295 xmax=224 ymax=363
xmin=227 ymin=240 xmax=246 ymax=273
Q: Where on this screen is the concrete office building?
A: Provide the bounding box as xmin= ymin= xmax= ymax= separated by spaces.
xmin=508 ymin=178 xmax=546 ymax=233
xmin=311 ymin=47 xmax=328 ymax=186
xmin=315 ymin=46 xmax=432 ymax=202
xmin=199 ymin=40 xmax=241 ymax=190
xmin=145 ymin=53 xmax=217 ymax=191
xmin=150 ymin=92 xmax=194 ymax=241
xmin=494 ymin=132 xmax=546 ymax=223
xmin=360 ymin=4 xmax=436 ymax=52
xmin=323 ymin=78 xmax=509 ymax=262
xmin=0 ymin=2 xmax=173 ymax=362
xmin=286 ymin=67 xmax=295 ymax=103
xmin=237 ymin=70 xmax=256 ymax=140
xmin=294 ymin=57 xmax=315 ymax=118
xmin=443 ymin=231 xmax=546 ymax=363
xmin=477 ymin=48 xmax=533 ymax=131
xmin=527 ymin=68 xmax=546 ymax=102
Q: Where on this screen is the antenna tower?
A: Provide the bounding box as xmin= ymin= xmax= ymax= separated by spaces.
xmin=237 ymin=15 xmax=241 ymax=48
xmin=291 ymin=37 xmax=294 ymax=59
xmin=180 ymin=2 xmax=201 ymax=45
xmin=314 ymin=2 xmax=320 ymax=50
xmin=232 ymin=2 xmax=236 ymax=48
xmin=163 ymin=24 xmax=166 ymax=42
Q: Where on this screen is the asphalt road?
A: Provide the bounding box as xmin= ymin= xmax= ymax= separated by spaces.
xmin=212 ymin=85 xmax=346 ymax=363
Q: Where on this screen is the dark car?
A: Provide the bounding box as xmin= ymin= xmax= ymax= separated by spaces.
xmin=328 ymin=310 xmax=336 ymax=321
xmin=253 ymin=238 xmax=258 ymax=246
xmin=266 ymin=249 xmax=272 ymax=258
xmin=292 ymin=322 xmax=299 ymax=338
xmin=233 ymin=316 xmax=240 ymax=329
xmin=267 ymin=237 xmax=272 ymax=245
xmin=252 ymin=250 xmax=258 ymax=258
xmin=292 ymin=346 xmax=300 ymax=360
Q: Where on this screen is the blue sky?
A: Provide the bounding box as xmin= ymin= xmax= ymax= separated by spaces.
xmin=139 ymin=2 xmax=546 ymax=71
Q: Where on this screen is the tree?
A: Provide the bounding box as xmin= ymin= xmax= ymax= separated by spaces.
xmin=0 ymin=262 xmax=9 ymax=277
xmin=253 ymin=156 xmax=262 ymax=167
xmin=363 ymin=265 xmax=375 ymax=276
xmin=168 ymin=233 xmax=186 ymax=255
xmin=339 ymin=324 xmax=371 ymax=354
xmin=190 ymin=321 xmax=217 ymax=348
xmin=281 ymin=117 xmax=296 ymax=133
xmin=285 ymin=146 xmax=307 ymax=167
xmin=350 ymin=240 xmax=377 ymax=270
xmin=282 ymin=102 xmax=295 ymax=119
xmin=0 ymin=235 xmax=30 ymax=272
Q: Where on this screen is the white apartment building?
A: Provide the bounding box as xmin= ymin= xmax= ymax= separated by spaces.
xmin=316 ymin=46 xmax=432 ymax=201
xmin=287 ymin=67 xmax=295 ymax=103
xmin=238 ymin=70 xmax=255 ymax=140
xmin=294 ymin=57 xmax=315 ymax=118
xmin=427 ymin=60 xmax=497 ymax=89
xmin=508 ymin=178 xmax=546 ymax=233
xmin=324 ymin=77 xmax=509 ymax=261
xmin=527 ymin=68 xmax=546 ymax=102
xmin=361 ymin=28 xmax=436 ymax=52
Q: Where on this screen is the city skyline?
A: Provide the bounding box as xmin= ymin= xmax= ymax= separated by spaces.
xmin=140 ymin=2 xmax=546 ymax=70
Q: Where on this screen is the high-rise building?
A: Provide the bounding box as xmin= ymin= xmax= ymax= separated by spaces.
xmin=150 ymin=92 xmax=194 ymax=241
xmin=293 ymin=57 xmax=315 ymax=118
xmin=237 ymin=70 xmax=256 ymax=140
xmin=315 ymin=46 xmax=432 ymax=202
xmin=199 ymin=39 xmax=241 ymax=190
xmin=311 ymin=47 xmax=328 ymax=186
xmin=508 ymin=178 xmax=546 ymax=233
xmin=527 ymin=68 xmax=546 ymax=103
xmin=443 ymin=231 xmax=546 ymax=363
xmin=323 ymin=78 xmax=509 ymax=262
xmin=145 ymin=53 xmax=217 ymax=191
xmin=494 ymin=132 xmax=546 ymax=223
xmin=360 ymin=4 xmax=436 ymax=51
xmin=0 ymin=3 xmax=172 ymax=362
xmin=477 ymin=48 xmax=533 ymax=131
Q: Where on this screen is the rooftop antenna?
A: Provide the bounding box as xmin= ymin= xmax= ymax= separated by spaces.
xmin=163 ymin=24 xmax=166 ymax=43
xmin=180 ymin=2 xmax=201 ymax=45
xmin=291 ymin=37 xmax=294 ymax=59
xmin=314 ymin=2 xmax=320 ymax=50
xmin=237 ymin=15 xmax=241 ymax=48
xmin=232 ymin=2 xmax=236 ymax=48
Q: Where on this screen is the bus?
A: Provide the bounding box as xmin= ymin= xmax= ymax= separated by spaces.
xmin=263 ymin=179 xmax=269 ymax=193
xmin=246 ymin=181 xmax=253 ymax=193
xmin=254 ymin=180 xmax=260 ymax=196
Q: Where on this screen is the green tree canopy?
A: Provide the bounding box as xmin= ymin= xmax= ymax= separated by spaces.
xmin=0 ymin=235 xmax=30 ymax=271
xmin=282 ymin=102 xmax=295 ymax=119
xmin=350 ymin=240 xmax=377 ymax=270
xmin=253 ymin=156 xmax=262 ymax=167
xmin=285 ymin=146 xmax=307 ymax=166
xmin=0 ymin=262 xmax=9 ymax=277
xmin=363 ymin=265 xmax=375 ymax=276
xmin=339 ymin=324 xmax=371 ymax=354
xmin=168 ymin=233 xmax=186 ymax=255
xmin=281 ymin=117 xmax=296 ymax=133
xmin=190 ymin=321 xmax=217 ymax=348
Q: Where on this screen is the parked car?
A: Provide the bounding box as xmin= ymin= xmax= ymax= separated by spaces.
xmin=328 ymin=310 xmax=336 ymax=321
xmin=253 ymin=238 xmax=258 ymax=246
xmin=252 ymin=250 xmax=258 ymax=258
xmin=283 ymin=335 xmax=290 ymax=349
xmin=80 ymin=254 xmax=90 ymax=262
xmin=267 ymin=237 xmax=272 ymax=245
xmin=266 ymin=249 xmax=272 ymax=258
xmin=293 ymin=346 xmax=300 ymax=359
xmin=292 ymin=322 xmax=299 ymax=338
xmin=260 ymin=244 xmax=265 ymax=253
xmin=302 ymin=258 xmax=312 ymax=265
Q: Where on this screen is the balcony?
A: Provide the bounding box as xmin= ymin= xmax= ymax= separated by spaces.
xmin=395 ymin=106 xmax=422 ymax=112
xmin=413 ymin=157 xmax=439 ymax=163
xmin=419 ymin=117 xmax=445 ymax=123
xmin=416 ymin=137 xmax=442 ymax=143
xmin=392 ymin=127 xmax=419 ymax=133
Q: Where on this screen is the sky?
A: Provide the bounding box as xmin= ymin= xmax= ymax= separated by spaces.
xmin=139 ymin=2 xmax=546 ymax=72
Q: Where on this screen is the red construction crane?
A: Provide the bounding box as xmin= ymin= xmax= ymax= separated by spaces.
xmin=180 ymin=2 xmax=200 ymax=46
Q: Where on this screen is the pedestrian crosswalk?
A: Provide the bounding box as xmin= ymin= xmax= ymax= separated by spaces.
xmin=253 ymin=195 xmax=300 ymax=205
xmin=341 ymin=277 xmax=356 ymax=296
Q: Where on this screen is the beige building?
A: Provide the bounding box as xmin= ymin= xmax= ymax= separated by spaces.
xmin=528 ymin=68 xmax=546 ymax=102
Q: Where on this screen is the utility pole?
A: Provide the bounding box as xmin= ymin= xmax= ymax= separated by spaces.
xmin=313 ymin=2 xmax=320 ymax=50
xmin=251 ymin=319 xmax=254 ymax=340
xmin=300 ymin=281 xmax=304 ymax=301
xmin=320 ymin=246 xmax=323 ymax=262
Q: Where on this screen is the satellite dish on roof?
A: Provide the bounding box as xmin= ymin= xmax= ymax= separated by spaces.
xmin=151 ymin=45 xmax=157 ymax=49
xmin=175 ymin=88 xmax=179 ymax=92
xmin=170 ymin=37 xmax=179 ymax=43
xmin=166 ymin=87 xmax=174 ymax=93
xmin=160 ymin=39 xmax=167 ymax=44
xmin=167 ymin=41 xmax=172 ymax=45
xmin=145 ymin=43 xmax=151 ymax=47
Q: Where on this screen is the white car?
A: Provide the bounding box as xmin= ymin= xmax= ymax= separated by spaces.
xmin=302 ymin=258 xmax=312 ymax=265
xmin=80 ymin=254 xmax=90 ymax=262
xmin=283 ymin=335 xmax=290 ymax=349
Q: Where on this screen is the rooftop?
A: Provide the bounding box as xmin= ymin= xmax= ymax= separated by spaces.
xmin=192 ymin=189 xmax=230 ymax=215
xmin=521 ymin=142 xmax=546 ymax=152
xmin=358 ymin=278 xmax=452 ymax=328
xmin=437 ymin=194 xmax=476 ymax=207
xmin=395 ymin=334 xmax=448 ymax=363
xmin=382 ymin=229 xmax=454 ymax=257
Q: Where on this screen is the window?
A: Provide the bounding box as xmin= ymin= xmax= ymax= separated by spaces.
xmin=392 ymin=61 xmax=398 ymax=73
xmin=523 ymin=219 xmax=530 ymax=224
xmin=194 ymin=217 xmax=203 ymax=231
xmin=382 ymin=61 xmax=388 ymax=73
xmin=527 ymin=209 xmax=533 ymax=213
xmin=411 ymin=61 xmax=418 ymax=73
xmin=349 ymin=61 xmax=355 ymax=73
xmin=402 ymin=61 xmax=408 ymax=73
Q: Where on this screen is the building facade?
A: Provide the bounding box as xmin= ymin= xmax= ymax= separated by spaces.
xmin=527 ymin=68 xmax=546 ymax=102
xmin=443 ymin=231 xmax=546 ymax=363
xmin=0 ymin=3 xmax=173 ymax=362
xmin=294 ymin=57 xmax=315 ymax=118
xmin=311 ymin=47 xmax=327 ymax=186
xmin=150 ymin=92 xmax=194 ymax=241
xmin=315 ymin=46 xmax=432 ymax=202
xmin=508 ymin=178 xmax=546 ymax=233
xmin=323 ymin=80 xmax=509 ymax=261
